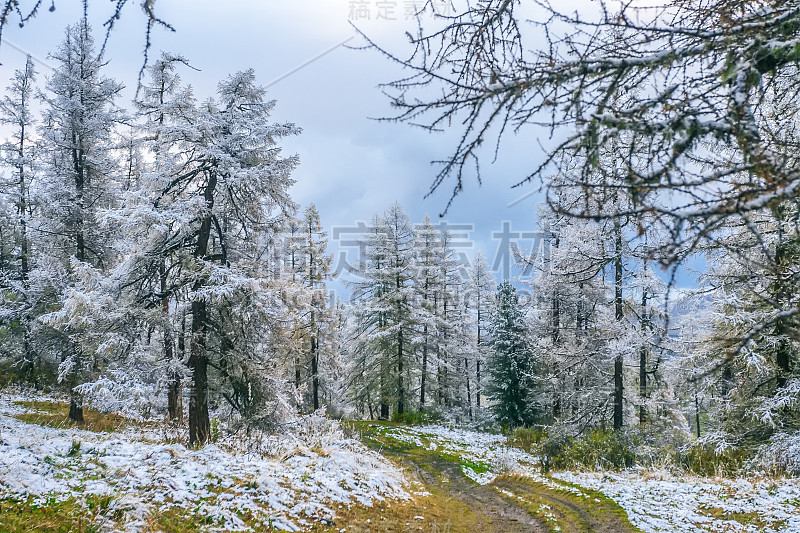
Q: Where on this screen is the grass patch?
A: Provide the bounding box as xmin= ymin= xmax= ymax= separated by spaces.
xmin=141 ymin=506 xmax=216 ymax=533
xmin=13 ymin=400 xmax=135 ymax=433
xmin=676 ymin=444 xmax=750 ymax=477
xmin=310 ymin=489 xmax=481 ymax=533
xmin=349 ymin=420 xmax=493 ymax=478
xmin=492 ymin=474 xmax=641 ymax=533
xmin=509 ymin=426 xmax=547 ymax=453
xmin=699 ymin=506 xmax=784 ymax=530
xmin=0 ymin=494 xmax=123 ymax=533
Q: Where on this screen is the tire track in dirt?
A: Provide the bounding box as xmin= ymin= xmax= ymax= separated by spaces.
xmin=407 ymin=450 xmax=549 ymax=533
xmin=359 ymin=425 xmax=640 ymax=533
xmin=492 ymin=475 xmax=639 ymax=533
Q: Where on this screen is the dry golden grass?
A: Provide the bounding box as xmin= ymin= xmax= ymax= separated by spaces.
xmin=309 ymin=489 xmax=481 ymax=533
xmin=13 ymin=400 xmax=136 ymax=433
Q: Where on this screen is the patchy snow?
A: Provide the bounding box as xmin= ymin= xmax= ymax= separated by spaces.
xmin=554 ymin=470 xmax=800 ymax=533
xmin=372 ymin=423 xmax=800 ymax=532
xmin=373 ymin=424 xmax=540 ymax=485
xmin=0 ymin=394 xmax=409 ymax=532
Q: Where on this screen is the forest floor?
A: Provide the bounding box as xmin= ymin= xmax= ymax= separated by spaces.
xmin=314 ymin=421 xmax=638 ymax=533
xmin=2 ymin=394 xmax=800 ymax=532
xmin=0 ymin=393 xmax=409 ymax=532
xmin=334 ymin=423 xmax=800 ymax=533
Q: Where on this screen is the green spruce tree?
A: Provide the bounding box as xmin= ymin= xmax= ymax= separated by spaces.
xmin=486 ymin=281 xmax=538 ymax=427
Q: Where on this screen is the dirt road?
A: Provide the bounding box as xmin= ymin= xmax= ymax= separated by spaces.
xmin=335 ymin=423 xmax=640 ymax=533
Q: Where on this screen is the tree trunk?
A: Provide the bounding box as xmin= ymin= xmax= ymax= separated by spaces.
xmin=476 ymin=306 xmax=482 ymax=409
xmin=638 ymin=346 xmax=647 ymax=424
xmin=465 ymin=357 xmax=473 ymax=419
xmin=188 ymin=171 xmax=216 ymax=447
xmin=773 ymin=214 xmax=791 ymax=389
xmin=397 ymin=326 xmax=405 ymax=415
xmin=311 ymin=333 xmax=320 ymax=411
xmin=189 ymin=297 xmax=210 ymax=446
xmin=639 ymin=286 xmax=648 ymax=425
xmin=420 ymin=326 xmax=428 ymax=409
xmin=380 ymin=357 xmax=389 ymax=419
xmin=162 ymin=262 xmax=182 ymax=422
xmin=476 ymin=360 xmax=481 ymax=409
xmin=613 ymin=218 xmax=624 ymax=431
xmin=69 ymin=392 xmax=84 ymax=424
xmin=694 ymin=391 xmax=701 ymax=439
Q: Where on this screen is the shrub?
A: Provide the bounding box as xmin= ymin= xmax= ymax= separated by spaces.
xmin=509 ymin=426 xmax=547 ymax=453
xmin=677 ymin=443 xmax=749 ymax=476
xmin=391 ymin=410 xmax=438 ymax=425
xmin=751 ymin=432 xmax=800 ymax=476
xmin=542 ymin=429 xmax=636 ymax=472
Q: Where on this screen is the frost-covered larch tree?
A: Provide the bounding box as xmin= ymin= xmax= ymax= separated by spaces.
xmin=182 ymin=70 xmax=299 ymax=445
xmin=468 ymin=251 xmax=495 ymax=410
xmin=412 ymin=214 xmax=441 ymax=411
xmin=689 ymin=204 xmax=800 ymax=452
xmin=0 ymin=57 xmax=38 ymax=382
xmin=350 ymin=205 xmax=418 ymax=418
xmin=117 ymin=52 xmax=200 ymax=422
xmin=38 ymin=21 xmax=124 ymax=422
xmin=432 ymin=224 xmax=465 ymax=409
xmin=293 ymin=203 xmax=333 ymax=411
xmin=121 ymin=65 xmax=299 ymax=445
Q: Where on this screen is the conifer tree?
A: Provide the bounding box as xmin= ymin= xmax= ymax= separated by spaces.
xmin=468 ymin=252 xmax=494 ymax=410
xmin=486 ymin=280 xmax=538 ymax=427
xmin=38 ymin=21 xmax=124 ymax=422
xmin=0 ymin=57 xmax=37 ymax=382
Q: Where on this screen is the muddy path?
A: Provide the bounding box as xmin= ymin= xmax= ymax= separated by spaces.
xmin=401 ymin=444 xmax=549 ymax=533
xmin=346 ymin=423 xmax=640 ymax=533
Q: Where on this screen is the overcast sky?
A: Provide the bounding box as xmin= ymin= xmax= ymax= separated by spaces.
xmin=0 ymin=0 xmax=690 ymax=292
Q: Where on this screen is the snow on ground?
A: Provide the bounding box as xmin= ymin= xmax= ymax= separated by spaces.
xmin=554 ymin=470 xmax=800 ymax=533
xmin=377 ymin=424 xmax=800 ymax=533
xmin=0 ymin=394 xmax=409 ymax=532
xmin=375 ymin=424 xmax=539 ymax=484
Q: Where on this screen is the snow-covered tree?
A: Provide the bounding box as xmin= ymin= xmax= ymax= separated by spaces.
xmin=178 ymin=70 xmax=299 ymax=445
xmin=288 ymin=203 xmax=334 ymax=411
xmin=486 ymin=280 xmax=540 ymax=427
xmin=350 ymin=205 xmax=418 ymax=418
xmin=412 ymin=214 xmax=440 ymax=411
xmin=37 ymin=21 xmax=124 ymax=422
xmin=687 ymin=204 xmax=800 ymax=450
xmin=0 ymin=56 xmax=38 ymax=382
xmin=468 ymin=251 xmax=494 ymax=411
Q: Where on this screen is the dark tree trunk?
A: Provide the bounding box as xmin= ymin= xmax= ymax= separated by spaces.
xmin=68 ymin=137 xmax=87 ymax=424
xmin=397 ymin=326 xmax=405 ymax=416
xmin=773 ymin=216 xmax=791 ymax=389
xmin=162 ymin=262 xmax=182 ymax=422
xmin=311 ymin=333 xmax=319 ymax=411
xmin=638 ymin=346 xmax=647 ymax=424
xmin=613 ymin=219 xmax=624 ymax=431
xmin=476 ymin=306 xmax=482 ymax=409
xmin=476 ymin=361 xmax=481 ymax=409
xmin=695 ymin=391 xmax=701 ymax=438
xmin=465 ymin=357 xmax=473 ymax=419
xmin=420 ymin=327 xmax=428 ymax=409
xmin=380 ymin=356 xmax=389 ymax=419
xmin=189 ymin=297 xmax=210 ymax=446
xmin=188 ymin=171 xmax=217 ymax=447
xmin=69 ymin=393 xmax=84 ymax=424
xmin=168 ymin=377 xmax=182 ymax=422
xmin=639 ymin=286 xmax=648 ymax=425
